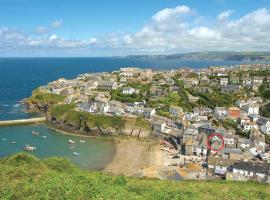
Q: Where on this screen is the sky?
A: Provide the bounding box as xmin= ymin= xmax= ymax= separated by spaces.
xmin=0 ymin=0 xmax=270 ymax=56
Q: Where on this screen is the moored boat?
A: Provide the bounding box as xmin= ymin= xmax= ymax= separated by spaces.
xmin=68 ymin=139 xmax=76 ymax=144
xmin=73 ymin=152 xmax=80 ymax=156
xmin=32 ymin=130 xmax=39 ymax=136
xmin=11 ymin=141 xmax=16 ymax=144
xmin=24 ymin=145 xmax=36 ymax=151
xmin=79 ymin=140 xmax=85 ymax=143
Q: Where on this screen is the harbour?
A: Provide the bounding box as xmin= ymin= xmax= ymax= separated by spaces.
xmin=0 ymin=124 xmax=115 ymax=170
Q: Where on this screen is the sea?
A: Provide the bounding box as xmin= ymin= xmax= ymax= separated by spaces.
xmin=0 ymin=57 xmax=256 ymax=169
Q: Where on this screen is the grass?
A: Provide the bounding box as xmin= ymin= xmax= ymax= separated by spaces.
xmin=29 ymin=90 xmax=66 ymax=105
xmin=0 ymin=153 xmax=269 ymax=200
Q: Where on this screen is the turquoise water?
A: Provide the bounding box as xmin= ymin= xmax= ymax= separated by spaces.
xmin=0 ymin=124 xmax=115 ymax=170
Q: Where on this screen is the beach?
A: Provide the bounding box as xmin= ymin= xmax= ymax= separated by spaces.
xmin=103 ymin=138 xmax=162 ymax=176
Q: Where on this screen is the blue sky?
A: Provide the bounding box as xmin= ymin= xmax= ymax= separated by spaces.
xmin=0 ymin=0 xmax=270 ymax=56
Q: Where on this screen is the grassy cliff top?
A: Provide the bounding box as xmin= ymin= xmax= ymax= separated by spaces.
xmin=0 ymin=153 xmax=269 ymax=200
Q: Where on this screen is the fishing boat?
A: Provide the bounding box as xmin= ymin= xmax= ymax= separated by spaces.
xmin=11 ymin=141 xmax=16 ymax=144
xmin=68 ymin=139 xmax=76 ymax=144
xmin=72 ymin=152 xmax=80 ymax=156
xmin=68 ymin=145 xmax=75 ymax=149
xmin=24 ymin=145 xmax=36 ymax=151
xmin=42 ymin=136 xmax=47 ymax=138
xmin=79 ymin=140 xmax=85 ymax=143
xmin=32 ymin=130 xmax=39 ymax=136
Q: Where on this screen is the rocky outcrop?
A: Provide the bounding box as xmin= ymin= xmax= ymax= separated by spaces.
xmin=27 ymin=99 xmax=152 ymax=138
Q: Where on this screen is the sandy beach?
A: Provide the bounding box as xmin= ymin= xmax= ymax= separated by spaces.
xmin=47 ymin=124 xmax=164 ymax=175
xmin=103 ymin=138 xmax=163 ymax=176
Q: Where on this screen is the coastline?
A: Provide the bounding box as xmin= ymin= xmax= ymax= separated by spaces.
xmin=46 ymin=123 xmax=162 ymax=175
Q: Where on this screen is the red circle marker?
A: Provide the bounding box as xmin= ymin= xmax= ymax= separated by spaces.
xmin=207 ymin=133 xmax=224 ymax=152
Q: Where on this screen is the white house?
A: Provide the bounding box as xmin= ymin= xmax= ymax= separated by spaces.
xmin=169 ymin=106 xmax=184 ymax=118
xmin=244 ymin=103 xmax=260 ymax=115
xmin=232 ymin=161 xmax=269 ymax=181
xmin=214 ymin=107 xmax=227 ymax=118
xmin=122 ymin=87 xmax=139 ymax=95
xmin=253 ymin=77 xmax=264 ymax=85
xmin=220 ymin=78 xmax=229 ymax=86
xmin=144 ymin=108 xmax=156 ymax=118
xmin=260 ymin=121 xmax=270 ymax=135
xmin=242 ymin=122 xmax=258 ymax=132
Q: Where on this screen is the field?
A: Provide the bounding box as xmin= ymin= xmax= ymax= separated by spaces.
xmin=0 ymin=153 xmax=269 ymax=200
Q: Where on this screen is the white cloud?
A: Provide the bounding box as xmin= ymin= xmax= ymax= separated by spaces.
xmin=36 ymin=26 xmax=48 ymax=34
xmin=49 ymin=34 xmax=58 ymax=41
xmin=51 ymin=20 xmax=63 ymax=28
xmin=152 ymin=5 xmax=191 ymax=22
xmin=1 ymin=5 xmax=270 ymax=56
xmin=217 ymin=10 xmax=233 ymax=21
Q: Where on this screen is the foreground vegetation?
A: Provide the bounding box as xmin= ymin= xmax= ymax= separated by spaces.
xmin=0 ymin=153 xmax=269 ymax=200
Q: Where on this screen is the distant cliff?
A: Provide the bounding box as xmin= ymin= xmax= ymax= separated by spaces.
xmin=122 ymin=51 xmax=270 ymax=62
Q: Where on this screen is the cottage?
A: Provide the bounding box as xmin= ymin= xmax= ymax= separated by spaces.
xmin=252 ymin=77 xmax=264 ymax=85
xmin=237 ymin=138 xmax=251 ymax=150
xmin=188 ymin=94 xmax=199 ymax=103
xmin=242 ymin=77 xmax=252 ymax=86
xmin=198 ymin=123 xmax=215 ymax=135
xmin=150 ymin=86 xmax=164 ymax=97
xmin=182 ymin=128 xmax=199 ymax=143
xmin=197 ymin=87 xmax=212 ymax=93
xmin=208 ymin=156 xmax=235 ymax=176
xmin=232 ymin=161 xmax=269 ymax=182
xmin=78 ymin=102 xmax=98 ymax=113
xmin=122 ymin=87 xmax=139 ymax=95
xmin=221 ymin=85 xmax=240 ymax=93
xmin=182 ymin=78 xmax=198 ymax=88
xmin=243 ymin=103 xmax=260 ymax=115
xmin=220 ymin=77 xmax=228 ymax=86
xmin=214 ymin=107 xmax=227 ymax=119
xmin=120 ymin=67 xmax=140 ymax=77
xmin=184 ymin=139 xmax=199 ymax=156
xmin=199 ymin=75 xmax=210 ymax=85
xmin=169 ymin=85 xmax=180 ymax=93
xmin=260 ymin=121 xmax=270 ymax=135
xmin=242 ymin=121 xmax=258 ymax=132
xmin=144 ymin=107 xmax=156 ymax=118
xmin=228 ymin=107 xmax=241 ymax=120
xmin=97 ymin=80 xmax=117 ymax=90
xmin=230 ymin=76 xmax=240 ymax=84
xmin=169 ymin=106 xmax=183 ymax=118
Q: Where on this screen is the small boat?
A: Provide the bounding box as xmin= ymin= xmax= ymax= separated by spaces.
xmin=68 ymin=145 xmax=75 ymax=149
xmin=42 ymin=136 xmax=47 ymax=138
xmin=11 ymin=141 xmax=16 ymax=144
xmin=68 ymin=139 xmax=76 ymax=144
xmin=79 ymin=140 xmax=85 ymax=143
xmin=24 ymin=145 xmax=36 ymax=151
xmin=73 ymin=152 xmax=80 ymax=156
xmin=32 ymin=131 xmax=39 ymax=136
xmin=1 ymin=138 xmax=7 ymax=141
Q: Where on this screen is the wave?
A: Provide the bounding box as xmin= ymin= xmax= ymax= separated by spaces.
xmin=0 ymin=104 xmax=9 ymax=107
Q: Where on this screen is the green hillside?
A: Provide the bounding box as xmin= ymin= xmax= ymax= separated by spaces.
xmin=0 ymin=154 xmax=269 ymax=200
